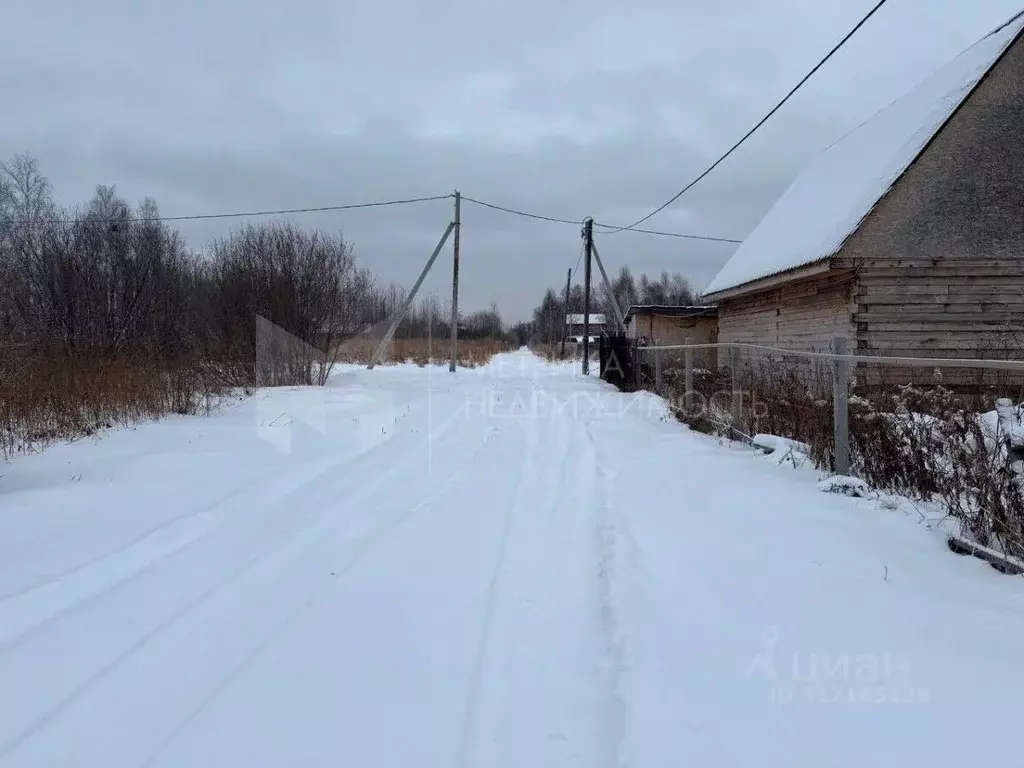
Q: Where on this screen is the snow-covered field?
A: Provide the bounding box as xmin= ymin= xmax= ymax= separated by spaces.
xmin=1 ymin=350 xmax=1022 ymax=767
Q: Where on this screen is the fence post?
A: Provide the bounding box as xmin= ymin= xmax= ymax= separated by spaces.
xmin=832 ymin=335 xmax=851 ymax=474
xmin=654 ymin=341 xmax=663 ymax=392
xmin=730 ymin=346 xmax=742 ymax=431
xmin=684 ymin=336 xmax=693 ymax=408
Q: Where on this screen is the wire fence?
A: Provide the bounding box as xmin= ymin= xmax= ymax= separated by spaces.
xmin=628 ymin=337 xmax=1024 ymax=563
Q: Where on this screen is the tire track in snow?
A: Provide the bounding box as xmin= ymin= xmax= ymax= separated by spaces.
xmin=586 ymin=415 xmax=630 ymax=768
xmin=0 ymin=402 xmax=482 ymax=760
xmin=0 ymin=393 xmax=451 ymax=649
xmin=455 ymin=408 xmax=536 ymax=768
xmin=136 ymin=425 xmax=501 ymax=768
xmin=0 ymin=392 xmax=424 ymax=604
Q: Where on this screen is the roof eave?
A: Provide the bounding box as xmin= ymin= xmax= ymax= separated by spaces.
xmin=703 ymin=259 xmax=833 ymax=302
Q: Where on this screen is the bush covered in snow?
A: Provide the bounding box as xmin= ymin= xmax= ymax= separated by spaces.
xmin=850 ymin=385 xmax=1024 ymax=557
xmin=641 ymin=349 xmax=1024 ymax=557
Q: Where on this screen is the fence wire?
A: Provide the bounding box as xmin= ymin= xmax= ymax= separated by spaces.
xmin=631 ymin=340 xmax=1024 ymax=561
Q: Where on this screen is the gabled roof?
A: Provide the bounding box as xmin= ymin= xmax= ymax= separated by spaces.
xmin=623 ymin=305 xmax=717 ymax=323
xmin=705 ymin=10 xmax=1024 ymax=298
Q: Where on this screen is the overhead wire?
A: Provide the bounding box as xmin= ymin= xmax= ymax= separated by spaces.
xmin=461 ymin=195 xmax=740 ymax=243
xmin=603 ymin=0 xmax=892 ymax=233
xmin=571 ymin=242 xmax=585 ymax=280
xmin=460 ymin=195 xmax=587 ymax=227
xmin=10 ymin=194 xmax=454 ymax=226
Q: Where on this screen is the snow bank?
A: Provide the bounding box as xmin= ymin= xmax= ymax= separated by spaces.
xmin=751 ymin=434 xmax=810 ymax=457
xmin=818 ymin=474 xmax=873 ymax=498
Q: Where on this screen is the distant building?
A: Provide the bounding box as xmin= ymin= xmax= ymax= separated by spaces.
xmin=564 ymin=313 xmax=606 ymax=345
xmin=624 ymin=305 xmax=719 ymax=367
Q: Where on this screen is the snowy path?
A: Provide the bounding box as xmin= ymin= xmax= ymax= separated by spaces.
xmin=1 ymin=350 xmax=1023 ymax=767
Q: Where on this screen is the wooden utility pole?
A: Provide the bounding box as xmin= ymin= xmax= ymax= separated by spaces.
xmin=449 ymin=191 xmax=461 ymax=372
xmin=559 ymin=267 xmax=571 ymax=359
xmin=582 ymin=217 xmax=594 ymax=376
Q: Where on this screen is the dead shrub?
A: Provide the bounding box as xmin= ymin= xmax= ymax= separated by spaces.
xmin=641 ymin=351 xmax=1024 ymax=556
xmin=0 ymin=349 xmax=230 ymax=460
xmin=851 ymin=384 xmax=1024 ymax=556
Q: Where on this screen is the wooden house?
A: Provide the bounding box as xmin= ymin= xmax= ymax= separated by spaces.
xmin=703 ymin=12 xmax=1024 ymax=384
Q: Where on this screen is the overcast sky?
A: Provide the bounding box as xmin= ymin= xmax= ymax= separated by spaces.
xmin=3 ymin=0 xmax=1021 ymax=321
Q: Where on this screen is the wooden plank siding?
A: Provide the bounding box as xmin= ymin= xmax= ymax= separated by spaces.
xmin=853 ymin=257 xmax=1024 ymax=358
xmin=627 ymin=313 xmax=719 ymax=369
xmin=717 ymin=271 xmax=856 ymax=353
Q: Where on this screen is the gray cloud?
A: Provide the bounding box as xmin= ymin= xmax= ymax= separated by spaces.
xmin=3 ymin=0 xmax=1021 ymax=320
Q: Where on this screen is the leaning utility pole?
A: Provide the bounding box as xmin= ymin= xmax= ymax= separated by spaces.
xmin=368 ymin=221 xmax=455 ymax=369
xmin=582 ymin=217 xmax=594 ymax=376
xmin=590 ymin=241 xmax=625 ymax=333
xmin=449 ymin=190 xmax=461 ymax=372
xmin=559 ymin=267 xmax=571 ymax=359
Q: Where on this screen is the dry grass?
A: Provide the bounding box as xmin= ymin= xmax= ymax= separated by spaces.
xmin=0 ymin=350 xmax=232 ymax=460
xmin=0 ymin=337 xmax=511 ymax=461
xmin=332 ymin=337 xmax=510 ymax=368
xmin=530 ymin=343 xmax=574 ymax=362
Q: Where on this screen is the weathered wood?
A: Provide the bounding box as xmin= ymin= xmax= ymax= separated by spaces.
xmin=849 ymin=258 xmax=1023 ymax=270
xmin=719 ymin=273 xmax=856 ymax=354
xmin=865 ymin=329 xmax=1023 ymax=340
xmin=859 ymin=287 xmax=1023 ymax=300
xmin=857 ymin=306 xmax=1024 ymax=319
xmin=859 ymin=295 xmax=1024 ymax=307
xmin=860 ymin=321 xmax=1024 ymax=332
xmin=859 ymin=274 xmax=1024 ymax=286
xmin=947 ymin=535 xmax=1024 ymax=575
xmin=857 ymin=265 xmax=1024 ymax=277
xmin=855 ymin=347 xmax=1022 ymax=360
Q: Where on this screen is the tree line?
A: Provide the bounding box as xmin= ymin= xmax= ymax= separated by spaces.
xmin=508 ymin=266 xmax=697 ymax=346
xmin=0 ymin=154 xmax=507 ymax=372
xmin=0 ymin=153 xmax=506 ymax=455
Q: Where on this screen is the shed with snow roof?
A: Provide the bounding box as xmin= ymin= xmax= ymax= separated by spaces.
xmin=703 ymin=12 xmax=1024 ymax=380
xmin=624 ymin=305 xmax=719 ymax=367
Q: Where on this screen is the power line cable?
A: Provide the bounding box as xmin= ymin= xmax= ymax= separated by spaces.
xmin=461 ymin=195 xmax=740 ymax=243
xmin=592 ymin=222 xmax=740 ymax=243
xmin=461 ymin=195 xmax=586 ymax=227
xmin=571 ymin=242 xmax=585 ymax=279
xmin=10 ymin=194 xmax=454 ymax=226
xmin=604 ymin=0 xmax=891 ymax=233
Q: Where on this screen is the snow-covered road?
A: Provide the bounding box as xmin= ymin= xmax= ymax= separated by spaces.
xmin=2 ymin=350 xmax=1023 ymax=767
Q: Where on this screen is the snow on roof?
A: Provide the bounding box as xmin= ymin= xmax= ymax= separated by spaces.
xmin=705 ymin=11 xmax=1024 ymax=297
xmin=565 ymin=313 xmax=605 ymax=325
